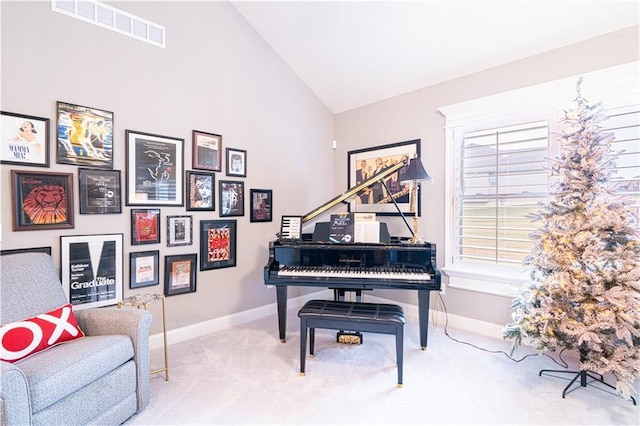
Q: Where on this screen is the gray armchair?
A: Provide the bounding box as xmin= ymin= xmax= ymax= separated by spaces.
xmin=0 ymin=252 xmax=152 ymax=425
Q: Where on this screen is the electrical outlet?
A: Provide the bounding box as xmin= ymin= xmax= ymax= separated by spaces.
xmin=266 ymin=285 xmax=273 ymax=289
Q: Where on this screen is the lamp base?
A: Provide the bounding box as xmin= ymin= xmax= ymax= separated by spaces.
xmin=407 ymin=235 xmax=426 ymax=244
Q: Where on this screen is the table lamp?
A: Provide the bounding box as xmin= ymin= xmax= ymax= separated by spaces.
xmin=401 ymin=157 xmax=433 ymax=243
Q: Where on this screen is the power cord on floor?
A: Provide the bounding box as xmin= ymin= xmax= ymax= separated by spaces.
xmin=432 ymin=292 xmax=569 ymax=369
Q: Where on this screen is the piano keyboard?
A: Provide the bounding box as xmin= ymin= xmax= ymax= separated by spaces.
xmin=278 ymin=265 xmax=431 ymax=281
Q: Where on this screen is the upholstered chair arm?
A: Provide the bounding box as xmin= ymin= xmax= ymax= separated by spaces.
xmin=0 ymin=361 xmax=32 ymax=425
xmin=74 ymin=308 xmax=153 ymax=411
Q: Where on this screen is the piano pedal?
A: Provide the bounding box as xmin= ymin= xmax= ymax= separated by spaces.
xmin=337 ymin=331 xmax=362 ymax=344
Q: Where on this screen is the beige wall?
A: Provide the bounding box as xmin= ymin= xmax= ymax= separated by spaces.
xmin=0 ymin=1 xmax=334 ymax=334
xmin=333 ymin=25 xmax=640 ymax=325
xmin=2 ymin=1 xmax=638 ymax=334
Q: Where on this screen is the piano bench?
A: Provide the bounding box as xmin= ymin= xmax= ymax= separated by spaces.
xmin=297 ymin=299 xmax=405 ymax=387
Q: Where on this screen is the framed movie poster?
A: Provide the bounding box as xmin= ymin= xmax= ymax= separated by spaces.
xmin=192 ymin=130 xmax=221 ymax=172
xmin=1 ymin=111 xmax=50 ymax=167
xmin=11 ymin=170 xmax=74 ymax=231
xmin=219 ymin=180 xmax=244 ymax=217
xmin=129 ymin=250 xmax=160 ymax=289
xmin=60 ymin=233 xmax=123 ymax=310
xmin=164 ymin=254 xmax=197 ymax=297
xmin=199 ymin=219 xmax=237 ymax=270
xmin=56 ymin=101 xmax=114 ymax=168
xmin=131 ymin=208 xmax=161 ymax=245
xmin=347 ymin=139 xmax=420 ymax=216
xmin=78 ymin=168 xmax=122 ymax=214
xmin=225 ymin=148 xmax=246 ymax=177
xmin=186 ymin=170 xmax=214 ymax=211
xmin=125 ymin=130 xmax=184 ymax=206
xmin=250 ymin=189 xmax=272 ymax=222
xmin=166 ymin=215 xmax=193 ymax=247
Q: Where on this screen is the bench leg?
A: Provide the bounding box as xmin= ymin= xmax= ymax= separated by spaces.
xmin=396 ymin=325 xmax=404 ymax=388
xmin=309 ymin=327 xmax=315 ymax=357
xmin=300 ymin=319 xmax=307 ymax=376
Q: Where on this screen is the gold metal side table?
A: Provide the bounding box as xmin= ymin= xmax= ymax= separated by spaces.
xmin=118 ymin=293 xmax=169 ymax=381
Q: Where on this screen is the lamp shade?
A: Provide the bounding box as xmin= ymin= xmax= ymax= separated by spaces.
xmin=401 ymin=157 xmax=433 ymax=184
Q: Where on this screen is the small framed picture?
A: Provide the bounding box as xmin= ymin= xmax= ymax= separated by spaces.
xmin=225 ymin=148 xmax=246 ymax=177
xmin=56 ymin=101 xmax=114 ymax=169
xmin=166 ymin=215 xmax=193 ymax=247
xmin=164 ymin=254 xmax=197 ymax=297
xmin=192 ymin=130 xmax=221 ymax=172
xmin=186 ymin=170 xmax=215 ymax=211
xmin=129 ymin=250 xmax=160 ymax=289
xmin=11 ymin=170 xmax=74 ymax=231
xmin=279 ymin=216 xmax=303 ymax=240
xmin=219 ymin=180 xmax=244 ymax=217
xmin=1 ymin=111 xmax=50 ymax=167
xmin=250 ymin=189 xmax=272 ymax=222
xmin=200 ymin=219 xmax=237 ymax=270
xmin=78 ymin=168 xmax=122 ymax=214
xmin=131 ymin=208 xmax=161 ymax=245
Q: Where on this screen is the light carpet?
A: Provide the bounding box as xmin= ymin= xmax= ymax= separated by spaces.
xmin=126 ymin=308 xmax=639 ymax=425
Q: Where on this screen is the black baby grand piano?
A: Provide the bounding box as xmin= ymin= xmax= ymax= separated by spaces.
xmin=264 ymin=159 xmax=441 ymax=349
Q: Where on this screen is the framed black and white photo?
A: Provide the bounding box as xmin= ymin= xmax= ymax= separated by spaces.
xmin=225 ymin=148 xmax=246 ymax=177
xmin=78 ymin=168 xmax=122 ymax=214
xmin=60 ymin=233 xmax=123 ymax=310
xmin=250 ymin=189 xmax=272 ymax=222
xmin=11 ymin=170 xmax=74 ymax=231
xmin=1 ymin=111 xmax=50 ymax=167
xmin=164 ymin=254 xmax=197 ymax=296
xmin=192 ymin=130 xmax=221 ymax=172
xmin=199 ymin=219 xmax=237 ymax=270
xmin=131 ymin=208 xmax=161 ymax=245
xmin=129 ymin=250 xmax=160 ymax=289
xmin=347 ymin=139 xmax=420 ymax=216
xmin=125 ymin=130 xmax=184 ymax=206
xmin=167 ymin=215 xmax=193 ymax=247
xmin=219 ymin=180 xmax=244 ymax=217
xmin=56 ymin=101 xmax=114 ymax=168
xmin=186 ymin=170 xmax=214 ymax=211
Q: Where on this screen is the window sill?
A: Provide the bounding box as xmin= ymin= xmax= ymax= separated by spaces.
xmin=442 ymin=266 xmax=529 ymax=298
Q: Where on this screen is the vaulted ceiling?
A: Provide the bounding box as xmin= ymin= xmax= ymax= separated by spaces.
xmin=231 ymin=1 xmax=639 ymax=114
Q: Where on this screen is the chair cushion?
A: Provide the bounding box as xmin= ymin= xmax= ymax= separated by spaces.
xmin=15 ymin=334 xmax=134 ymax=413
xmin=0 ymin=303 xmax=85 ymax=363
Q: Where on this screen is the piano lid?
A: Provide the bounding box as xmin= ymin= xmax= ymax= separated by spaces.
xmin=301 ymin=158 xmax=408 ymax=223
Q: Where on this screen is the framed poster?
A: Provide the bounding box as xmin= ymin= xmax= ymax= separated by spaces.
xmin=11 ymin=170 xmax=74 ymax=231
xmin=131 ymin=208 xmax=161 ymax=245
xmin=60 ymin=233 xmax=123 ymax=310
xmin=192 ymin=130 xmax=221 ymax=172
xmin=78 ymin=168 xmax=122 ymax=214
xmin=164 ymin=254 xmax=197 ymax=296
xmin=200 ymin=219 xmax=237 ymax=270
xmin=219 ymin=180 xmax=244 ymax=217
xmin=125 ymin=130 xmax=184 ymax=206
xmin=167 ymin=215 xmax=193 ymax=247
xmin=225 ymin=147 xmax=246 ymax=177
xmin=250 ymin=189 xmax=272 ymax=222
xmin=129 ymin=250 xmax=160 ymax=289
xmin=186 ymin=170 xmax=214 ymax=211
xmin=56 ymin=101 xmax=114 ymax=168
xmin=1 ymin=111 xmax=50 ymax=167
xmin=347 ymin=139 xmax=420 ymax=216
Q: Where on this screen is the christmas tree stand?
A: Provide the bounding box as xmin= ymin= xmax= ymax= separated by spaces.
xmin=538 ymin=368 xmax=637 ymax=405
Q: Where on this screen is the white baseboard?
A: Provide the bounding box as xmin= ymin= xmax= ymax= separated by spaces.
xmin=149 ymin=290 xmax=505 ymax=350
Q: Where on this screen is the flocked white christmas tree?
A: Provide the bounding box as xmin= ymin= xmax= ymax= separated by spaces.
xmin=504 ymin=80 xmax=640 ymax=401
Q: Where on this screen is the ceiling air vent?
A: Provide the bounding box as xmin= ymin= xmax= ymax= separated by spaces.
xmin=51 ymin=0 xmax=165 ymax=48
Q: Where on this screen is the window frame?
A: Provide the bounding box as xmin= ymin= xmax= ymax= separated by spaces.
xmin=439 ymin=62 xmax=639 ymax=297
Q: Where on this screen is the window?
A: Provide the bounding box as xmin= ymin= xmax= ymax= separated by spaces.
xmin=439 ymin=62 xmax=639 ymax=296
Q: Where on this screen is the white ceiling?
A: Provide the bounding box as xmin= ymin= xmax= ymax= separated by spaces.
xmin=231 ymin=1 xmax=640 ymax=114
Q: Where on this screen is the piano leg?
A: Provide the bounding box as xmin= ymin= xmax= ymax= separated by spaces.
xmin=418 ymin=290 xmax=430 ymax=350
xmin=276 ymin=285 xmax=288 ymax=343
